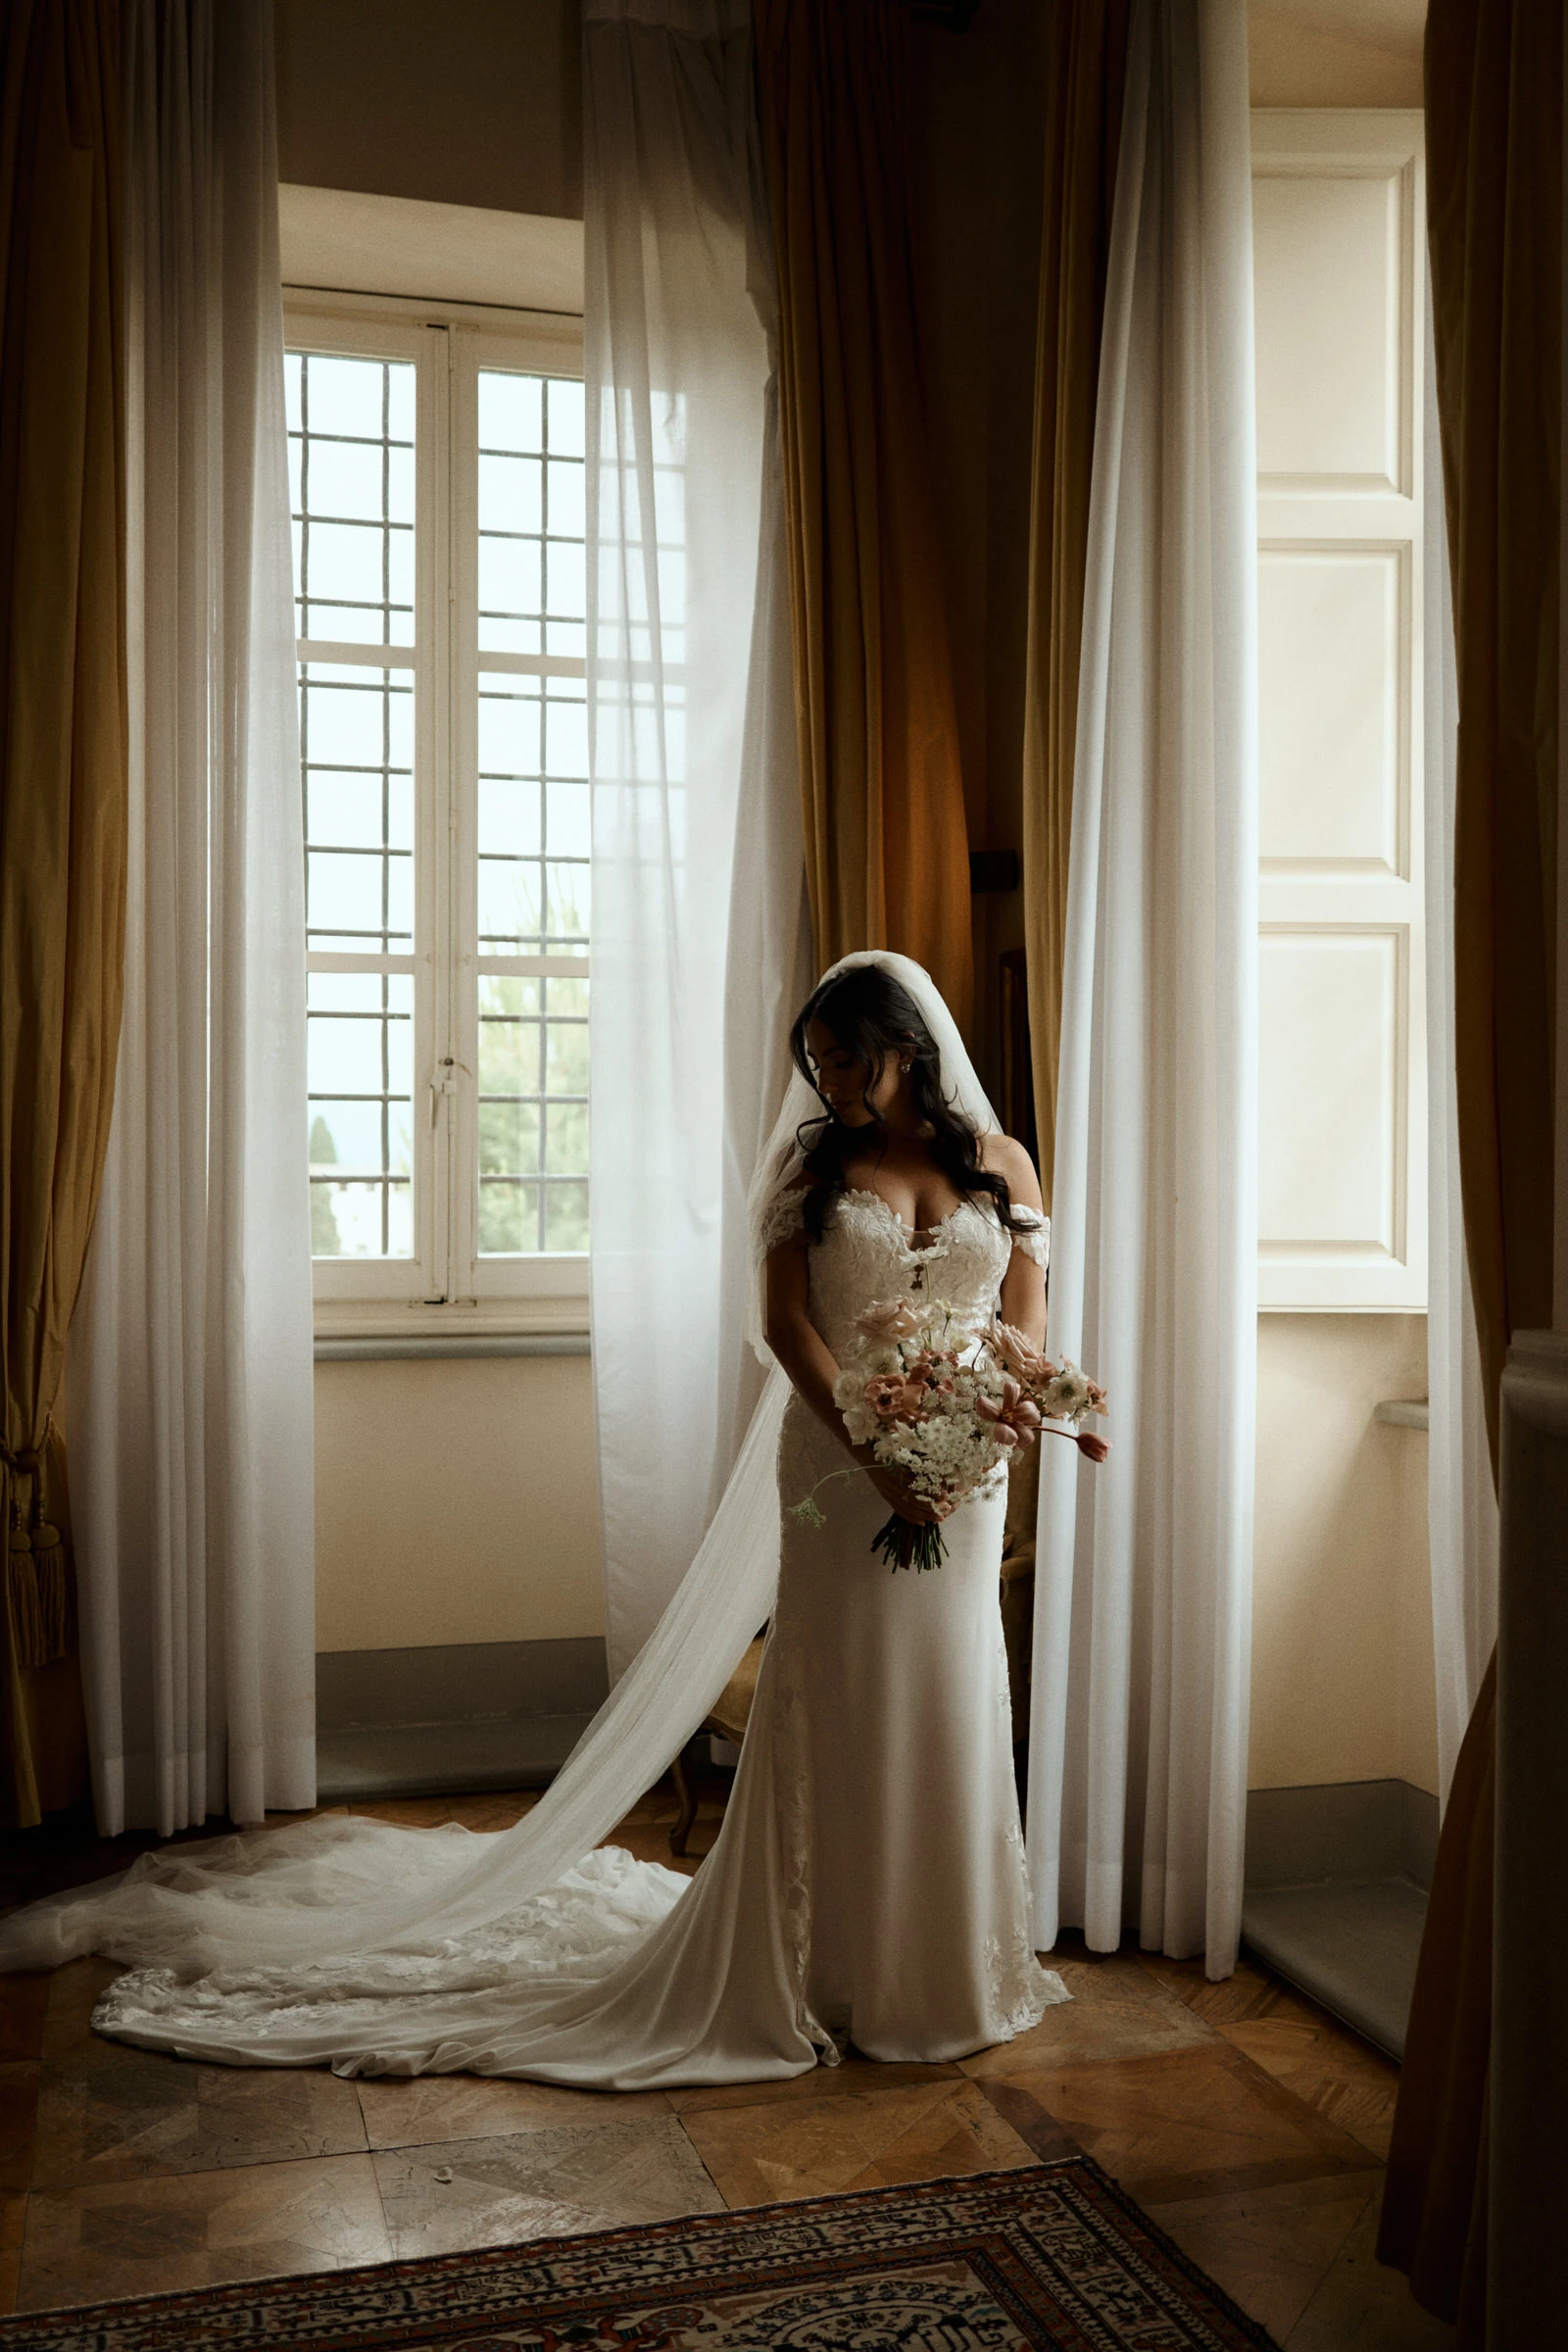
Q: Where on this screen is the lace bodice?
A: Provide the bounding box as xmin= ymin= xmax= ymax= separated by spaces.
xmin=760 ymin=1187 xmax=1048 ymax=1362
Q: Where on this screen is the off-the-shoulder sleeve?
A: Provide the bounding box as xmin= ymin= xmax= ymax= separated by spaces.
xmin=757 ymin=1188 xmax=808 ymax=1254
xmin=1010 ymin=1208 xmax=1051 ymax=1269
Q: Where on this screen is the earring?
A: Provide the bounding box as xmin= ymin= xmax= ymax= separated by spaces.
xmin=900 ymin=1059 xmax=911 ymax=1075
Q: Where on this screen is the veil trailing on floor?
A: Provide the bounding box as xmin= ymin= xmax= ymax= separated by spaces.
xmin=0 ymin=952 xmax=1003 ymax=2003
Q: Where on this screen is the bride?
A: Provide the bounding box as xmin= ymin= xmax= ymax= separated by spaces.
xmin=0 ymin=951 xmax=1068 ymax=2084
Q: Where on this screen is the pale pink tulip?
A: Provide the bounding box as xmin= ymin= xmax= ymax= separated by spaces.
xmin=994 ymin=1322 xmax=1055 ymax=1383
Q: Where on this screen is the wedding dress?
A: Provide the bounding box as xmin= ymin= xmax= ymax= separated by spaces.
xmin=0 ymin=952 xmax=1067 ymax=2083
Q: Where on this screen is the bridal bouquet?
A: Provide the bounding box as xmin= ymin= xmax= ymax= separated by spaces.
xmin=791 ymin=1298 xmax=1109 ymax=1573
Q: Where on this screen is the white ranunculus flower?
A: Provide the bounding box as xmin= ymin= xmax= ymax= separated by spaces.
xmin=1044 ymin=1364 xmax=1093 ymax=1419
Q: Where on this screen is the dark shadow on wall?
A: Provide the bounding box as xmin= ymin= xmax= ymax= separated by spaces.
xmin=274 ymin=0 xmax=584 ymax=220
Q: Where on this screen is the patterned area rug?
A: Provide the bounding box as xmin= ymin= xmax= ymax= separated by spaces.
xmin=3 ymin=2160 xmax=1281 ymax=2351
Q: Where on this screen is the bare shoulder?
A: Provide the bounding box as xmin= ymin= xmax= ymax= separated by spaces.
xmin=980 ymin=1131 xmax=1044 ymax=1211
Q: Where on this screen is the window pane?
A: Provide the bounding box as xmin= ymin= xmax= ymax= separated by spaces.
xmin=479 ymin=1180 xmax=538 ymax=1254
xmin=305 ymin=970 xmax=415 ymax=1259
xmin=479 ymin=679 xmax=543 ymax=776
xmin=480 ymin=452 xmax=542 ymax=534
xmin=547 ymin=1096 xmax=588 ymax=1177
xmin=301 ymin=676 xmax=385 ymax=766
xmin=480 ymin=975 xmax=540 ymax=1019
xmin=478 ymin=1009 xmax=539 ymax=1094
xmin=307 ymin=768 xmax=413 ymax=852
xmin=478 ymin=534 xmax=542 ymax=622
xmin=476 ymin=969 xmax=588 ymax=1258
xmin=545 ymin=1009 xmax=589 ymax=1095
xmin=477 ymin=364 xmax=583 ymax=659
xmin=547 ymin=781 xmax=590 ymax=858
xmin=290 ymin=349 xmax=416 ymax=647
xmin=310 ymin=1098 xmax=393 ymax=1172
xmin=546 ymin=456 xmax=584 ymax=540
xmin=544 ymin=862 xmax=589 ymax=945
xmin=544 ymin=1181 xmax=588 ymax=1251
xmin=312 ymin=1179 xmax=413 ymax=1261
xmin=547 ymin=376 xmax=584 ymax=458
xmin=475 ymin=365 xmax=589 ymax=1257
xmin=291 ymin=336 xmax=427 ymax=1273
xmin=309 ymin=438 xmax=385 ymax=521
xmin=478 ymin=778 xmax=542 ymax=858
xmin=479 ymin=370 xmax=543 ymax=454
xmin=477 ymin=859 xmax=543 ymax=951
xmin=480 ymin=1097 xmax=541 ymax=1177
xmin=543 ymin=537 xmax=584 ymax=620
xmin=302 ymin=354 xmax=385 ymax=437
xmin=544 ymin=691 xmax=588 ymax=782
xmin=301 ymin=665 xmax=415 ymax=952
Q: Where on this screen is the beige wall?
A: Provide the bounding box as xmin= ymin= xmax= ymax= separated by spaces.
xmin=275 ymin=0 xmax=582 ymax=220
xmin=315 ymin=1323 xmax=1441 ymax=1803
xmin=1252 ymin=1318 xmax=1437 ymax=1795
xmin=314 ymin=1357 xmax=602 ymax=1653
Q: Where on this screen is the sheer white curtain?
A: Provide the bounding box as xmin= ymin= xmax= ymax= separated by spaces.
xmin=1422 ymin=274 xmax=1498 ymax=1808
xmin=1027 ymin=0 xmax=1258 ymax=1977
xmin=71 ymin=0 xmax=315 ymax=1838
xmin=586 ymin=0 xmax=807 ymax=1678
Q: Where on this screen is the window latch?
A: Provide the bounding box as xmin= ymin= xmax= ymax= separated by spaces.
xmin=429 ymin=1054 xmax=468 ymax=1125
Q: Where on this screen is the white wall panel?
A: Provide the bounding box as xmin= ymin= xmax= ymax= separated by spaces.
xmin=1253 ymin=112 xmax=1426 ymax=1310
xmin=1259 ymin=928 xmax=1405 ymax=1270
xmin=1258 ymin=544 xmax=1406 ymax=876
xmin=1253 ymin=165 xmax=1409 ymax=493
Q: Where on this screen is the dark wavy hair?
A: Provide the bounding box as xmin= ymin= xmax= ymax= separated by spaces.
xmin=789 ymin=964 xmax=1023 ymax=1244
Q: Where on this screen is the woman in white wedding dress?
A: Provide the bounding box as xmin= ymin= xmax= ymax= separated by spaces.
xmin=0 ymin=952 xmax=1066 ymax=2084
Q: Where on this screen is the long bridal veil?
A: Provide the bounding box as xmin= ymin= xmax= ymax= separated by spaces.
xmin=0 ymin=953 xmax=1005 ymax=2029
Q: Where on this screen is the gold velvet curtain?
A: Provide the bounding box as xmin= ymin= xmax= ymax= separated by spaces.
xmin=0 ymin=0 xmax=126 ymax=1828
xmin=1430 ymin=0 xmax=1560 ymax=1464
xmin=754 ymin=0 xmax=973 ymax=1031
xmin=1018 ymin=0 xmax=1129 ymax=1208
xmin=1378 ymin=0 xmax=1561 ymax=2332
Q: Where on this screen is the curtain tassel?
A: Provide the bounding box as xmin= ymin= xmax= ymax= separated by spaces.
xmin=7 ymin=1525 xmax=73 ymax=1670
xmin=3 ymin=1433 xmax=74 ymax=1670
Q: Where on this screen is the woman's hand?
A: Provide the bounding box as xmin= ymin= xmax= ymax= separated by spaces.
xmin=858 ymin=1452 xmax=952 ymax=1525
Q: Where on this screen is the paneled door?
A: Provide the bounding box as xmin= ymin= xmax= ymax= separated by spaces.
xmin=1252 ymin=111 xmax=1428 ymax=1310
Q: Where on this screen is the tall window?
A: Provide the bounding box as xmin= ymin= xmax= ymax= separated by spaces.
xmin=286 ymin=303 xmax=588 ymax=1324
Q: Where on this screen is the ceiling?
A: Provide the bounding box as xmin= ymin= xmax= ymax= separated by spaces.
xmin=1250 ymin=0 xmax=1425 ymax=61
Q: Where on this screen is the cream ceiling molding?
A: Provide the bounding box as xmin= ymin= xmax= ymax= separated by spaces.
xmin=1248 ymin=0 xmax=1424 ymax=108
xmin=277 ymin=184 xmax=584 ymax=317
xmin=1250 ymin=0 xmax=1423 ymax=54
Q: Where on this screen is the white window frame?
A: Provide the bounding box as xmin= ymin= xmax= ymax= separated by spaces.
xmin=287 ymin=288 xmax=589 ymax=1343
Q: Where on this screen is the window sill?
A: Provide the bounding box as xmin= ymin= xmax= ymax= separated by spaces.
xmin=316 ymin=1331 xmax=589 ymax=1362
xmin=314 ymin=1297 xmax=590 ymax=1362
